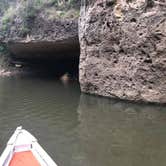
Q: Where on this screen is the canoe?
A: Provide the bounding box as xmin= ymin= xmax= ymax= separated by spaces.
xmin=0 ymin=126 xmax=57 ymax=166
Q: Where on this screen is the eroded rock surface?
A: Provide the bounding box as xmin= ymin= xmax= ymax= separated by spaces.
xmin=79 ymin=0 xmax=166 ymax=103
xmin=0 ymin=0 xmax=80 ymax=59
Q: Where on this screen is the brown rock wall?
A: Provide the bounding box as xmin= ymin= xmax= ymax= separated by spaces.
xmin=79 ymin=0 xmax=166 ymax=103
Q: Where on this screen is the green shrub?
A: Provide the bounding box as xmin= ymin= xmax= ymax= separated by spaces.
xmin=26 ymin=7 xmax=37 ymax=19
xmin=1 ymin=6 xmax=16 ymax=32
xmin=2 ymin=16 xmax=10 ymax=25
xmin=20 ymin=26 xmax=30 ymax=37
xmin=0 ymin=45 xmax=8 ymax=54
xmin=0 ymin=46 xmax=5 ymax=53
xmin=2 ymin=24 xmax=7 ymax=31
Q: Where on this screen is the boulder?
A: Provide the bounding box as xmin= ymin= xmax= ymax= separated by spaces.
xmin=79 ymin=0 xmax=166 ymax=103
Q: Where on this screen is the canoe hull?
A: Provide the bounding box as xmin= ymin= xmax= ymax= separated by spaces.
xmin=0 ymin=127 xmax=57 ymax=166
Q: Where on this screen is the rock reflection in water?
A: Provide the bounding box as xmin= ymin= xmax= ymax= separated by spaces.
xmin=0 ymin=75 xmax=166 ymax=166
xmin=77 ymin=94 xmax=166 ymax=166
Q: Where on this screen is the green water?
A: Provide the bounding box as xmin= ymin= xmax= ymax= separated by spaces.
xmin=0 ymin=76 xmax=166 ymax=166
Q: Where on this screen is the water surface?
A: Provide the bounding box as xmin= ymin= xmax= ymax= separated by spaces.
xmin=0 ymin=76 xmax=165 ymax=166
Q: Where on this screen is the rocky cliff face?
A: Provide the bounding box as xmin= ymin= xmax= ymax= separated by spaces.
xmin=79 ymin=0 xmax=166 ymax=103
xmin=0 ymin=0 xmax=80 ymax=42
xmin=0 ymin=0 xmax=80 ymax=60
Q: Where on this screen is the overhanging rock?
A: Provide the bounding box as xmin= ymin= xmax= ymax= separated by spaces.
xmin=8 ymin=37 xmax=80 ymax=61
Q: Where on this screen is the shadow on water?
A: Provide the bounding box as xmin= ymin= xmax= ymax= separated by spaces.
xmin=77 ymin=94 xmax=166 ymax=166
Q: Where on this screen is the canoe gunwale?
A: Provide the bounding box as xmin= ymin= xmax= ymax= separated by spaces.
xmin=0 ymin=126 xmax=57 ymax=166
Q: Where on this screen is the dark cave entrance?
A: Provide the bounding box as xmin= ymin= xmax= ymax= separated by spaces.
xmin=7 ymin=41 xmax=80 ymax=79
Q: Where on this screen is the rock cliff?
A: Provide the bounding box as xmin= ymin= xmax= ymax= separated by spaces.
xmin=79 ymin=0 xmax=166 ymax=103
xmin=0 ymin=0 xmax=80 ymax=60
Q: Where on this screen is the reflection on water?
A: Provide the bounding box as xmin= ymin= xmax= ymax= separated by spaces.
xmin=0 ymin=76 xmax=165 ymax=166
xmin=77 ymin=94 xmax=166 ymax=166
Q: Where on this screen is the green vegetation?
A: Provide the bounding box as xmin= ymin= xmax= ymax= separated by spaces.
xmin=0 ymin=0 xmax=80 ymax=37
xmin=21 ymin=0 xmax=80 ymax=10
xmin=1 ymin=6 xmax=16 ymax=31
xmin=0 ymin=45 xmax=5 ymax=53
xmin=0 ymin=44 xmax=10 ymax=70
xmin=0 ymin=1 xmax=9 ymax=14
xmin=50 ymin=0 xmax=80 ymax=8
xmin=59 ymin=9 xmax=80 ymax=19
xmin=20 ymin=26 xmax=31 ymax=37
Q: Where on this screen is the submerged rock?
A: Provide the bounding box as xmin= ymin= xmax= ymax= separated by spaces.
xmin=79 ymin=0 xmax=166 ymax=103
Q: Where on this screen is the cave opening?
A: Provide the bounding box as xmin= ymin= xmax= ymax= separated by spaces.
xmin=10 ymin=53 xmax=80 ymax=80
xmin=7 ymin=41 xmax=80 ymax=80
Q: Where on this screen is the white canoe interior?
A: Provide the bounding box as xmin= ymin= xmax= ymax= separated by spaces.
xmin=0 ymin=126 xmax=57 ymax=166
